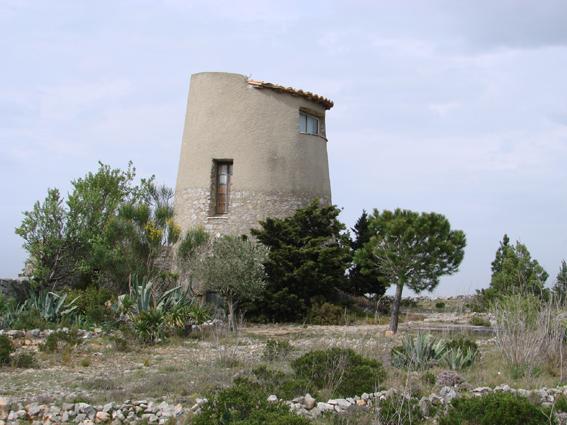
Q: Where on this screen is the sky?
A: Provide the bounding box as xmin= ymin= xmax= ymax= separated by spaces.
xmin=1 ymin=0 xmax=566 ymax=296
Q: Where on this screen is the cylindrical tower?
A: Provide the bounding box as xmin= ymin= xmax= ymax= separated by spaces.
xmin=174 ymin=72 xmax=333 ymax=236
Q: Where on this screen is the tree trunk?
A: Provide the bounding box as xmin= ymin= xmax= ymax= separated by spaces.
xmin=227 ymin=299 xmax=237 ymax=333
xmin=389 ymin=283 xmax=404 ymax=334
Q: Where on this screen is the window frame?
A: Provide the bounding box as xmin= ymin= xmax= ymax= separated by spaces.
xmin=299 ymin=111 xmax=320 ymax=136
xmin=214 ymin=160 xmax=233 ymax=215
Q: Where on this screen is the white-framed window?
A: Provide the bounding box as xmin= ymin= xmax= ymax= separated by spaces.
xmin=299 ymin=112 xmax=319 ymax=135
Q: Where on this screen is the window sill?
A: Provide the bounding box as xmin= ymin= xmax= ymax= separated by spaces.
xmin=299 ymin=132 xmax=328 ymax=141
xmin=207 ymin=215 xmax=229 ymax=220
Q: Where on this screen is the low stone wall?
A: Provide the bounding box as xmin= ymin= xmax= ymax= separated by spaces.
xmin=0 ymin=399 xmax=183 ymax=425
xmin=0 ymin=279 xmax=29 ymax=303
xmin=2 ymin=385 xmax=567 ymax=424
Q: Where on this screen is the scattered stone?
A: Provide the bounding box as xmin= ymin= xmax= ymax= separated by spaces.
xmin=303 ymin=394 xmax=316 ymax=410
xmin=95 ymin=411 xmax=110 ymax=422
xmin=436 ymin=370 xmax=463 ymax=387
xmin=267 ymin=395 xmax=278 ymax=403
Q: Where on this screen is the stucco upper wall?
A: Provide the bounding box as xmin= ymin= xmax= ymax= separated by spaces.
xmin=174 ymin=72 xmax=331 ymax=197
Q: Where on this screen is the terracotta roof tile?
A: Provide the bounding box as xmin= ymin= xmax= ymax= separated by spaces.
xmin=248 ymin=79 xmax=334 ymax=110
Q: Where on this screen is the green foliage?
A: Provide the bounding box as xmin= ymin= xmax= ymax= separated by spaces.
xmin=445 ymin=336 xmax=479 ymax=354
xmin=469 ymin=316 xmax=491 ymax=327
xmin=553 ymin=260 xmax=567 ymax=304
xmin=488 ymin=235 xmax=548 ymax=299
xmin=354 ymin=209 xmax=466 ymax=333
xmin=66 ymin=286 xmax=114 ymax=325
xmin=39 ymin=330 xmax=81 ymax=353
xmin=392 ymin=334 xmax=478 ymax=371
xmin=250 ymin=200 xmax=351 ymax=322
xmin=348 ymin=210 xmax=388 ymax=297
xmin=10 ymin=307 xmax=51 ymax=330
xmin=308 ymin=302 xmax=350 ymax=325
xmin=22 ymin=291 xmax=79 ymax=323
xmin=0 ymin=295 xmax=21 ymax=329
xmin=12 ymin=352 xmax=38 ymax=368
xmin=193 ymin=379 xmax=311 ymax=425
xmin=435 ymin=301 xmax=446 ymax=309
xmin=554 ymin=395 xmax=567 ymax=412
xmin=200 ymin=235 xmax=268 ymax=332
xmin=0 ymin=335 xmax=14 ymax=365
xmin=391 ymin=334 xmax=446 ymax=370
xmin=262 ymin=339 xmax=293 ymax=361
xmin=177 ymin=227 xmax=210 ymax=293
xmin=442 ymin=347 xmax=478 ymax=370
xmin=249 ymin=366 xmax=315 ymax=399
xmin=439 ymin=393 xmax=555 ymax=425
xmin=292 ymin=348 xmax=386 ymax=397
xmin=378 ymin=395 xmax=424 ymax=425
xmin=16 ymin=162 xmax=180 ymax=291
xmin=133 ymin=309 xmax=166 ymax=344
xmin=421 ymin=371 xmax=436 ymax=385
xmin=15 ymin=188 xmax=70 ymax=287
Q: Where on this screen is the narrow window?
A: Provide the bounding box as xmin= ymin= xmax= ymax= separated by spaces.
xmin=215 ymin=161 xmax=233 ymax=214
xmin=299 ymin=112 xmax=319 ymax=135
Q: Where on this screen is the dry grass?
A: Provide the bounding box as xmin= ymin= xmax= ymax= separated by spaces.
xmin=1 ymin=312 xmax=565 ymax=408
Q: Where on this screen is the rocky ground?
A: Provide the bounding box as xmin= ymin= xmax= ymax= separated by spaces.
xmin=1 ymin=307 xmax=564 ymax=424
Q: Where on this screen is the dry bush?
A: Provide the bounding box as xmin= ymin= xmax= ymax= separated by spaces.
xmin=491 ymin=294 xmax=567 ymax=377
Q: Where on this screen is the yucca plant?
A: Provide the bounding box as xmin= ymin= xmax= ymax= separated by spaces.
xmin=391 ymin=333 xmax=446 ymax=370
xmin=133 ymin=309 xmax=166 ymax=344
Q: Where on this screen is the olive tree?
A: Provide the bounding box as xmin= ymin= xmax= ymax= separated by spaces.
xmin=200 ymin=235 xmax=268 ymax=332
xmin=354 ymin=209 xmax=466 ymax=334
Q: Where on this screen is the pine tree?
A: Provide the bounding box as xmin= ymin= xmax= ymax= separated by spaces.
xmin=491 ymin=234 xmax=511 ymax=274
xmin=489 ymin=238 xmax=548 ymax=297
xmin=553 ymin=260 xmax=567 ymax=303
xmin=354 ymin=209 xmax=466 ymax=333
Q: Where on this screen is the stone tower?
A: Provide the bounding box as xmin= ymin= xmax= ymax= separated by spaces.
xmin=173 ymin=72 xmax=333 ymax=236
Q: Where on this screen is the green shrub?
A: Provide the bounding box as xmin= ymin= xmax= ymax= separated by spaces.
xmin=0 ymin=335 xmax=14 ymax=365
xmin=109 ymin=335 xmax=130 ymax=352
xmin=421 ymin=371 xmax=436 ymax=385
xmin=250 ymin=365 xmax=315 ymax=399
xmin=292 ymin=348 xmax=386 ymax=397
xmin=39 ymin=330 xmax=81 ymax=353
xmin=378 ymin=395 xmax=424 ymax=425
xmin=470 ymin=316 xmax=491 ymax=327
xmin=263 ymin=339 xmax=293 ymax=361
xmin=11 ymin=307 xmax=51 ymax=330
xmin=391 ymin=334 xmax=446 ymax=370
xmin=193 ymin=379 xmax=311 ymax=425
xmin=66 ymin=286 xmax=114 ymax=325
xmin=308 ymin=303 xmax=349 ymax=325
xmin=11 ymin=352 xmax=38 ymax=368
xmin=435 ymin=302 xmax=446 ymax=310
xmin=439 ymin=393 xmax=555 ymax=425
xmin=445 ymin=336 xmax=479 ymax=354
xmin=554 ymin=395 xmax=567 ymax=412
xmin=133 ymin=309 xmax=166 ymax=344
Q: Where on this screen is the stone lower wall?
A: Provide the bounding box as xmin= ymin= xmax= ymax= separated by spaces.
xmin=174 ymin=187 xmax=330 ymax=236
xmin=0 ymin=279 xmax=29 ymax=302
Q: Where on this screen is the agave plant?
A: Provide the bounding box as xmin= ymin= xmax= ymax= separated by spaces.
xmin=127 ymin=276 xmax=187 ymax=314
xmin=391 ymin=333 xmax=447 ymax=370
xmin=23 ymin=291 xmax=79 ymax=323
xmin=442 ymin=347 xmax=478 ymax=370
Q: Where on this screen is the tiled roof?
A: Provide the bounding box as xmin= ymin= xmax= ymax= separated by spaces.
xmin=248 ymin=79 xmax=334 ymax=110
